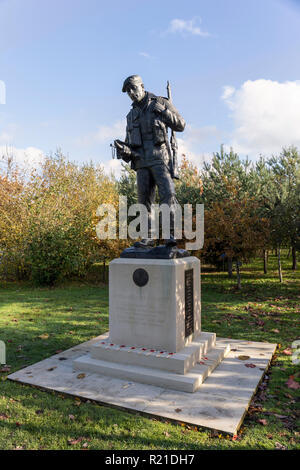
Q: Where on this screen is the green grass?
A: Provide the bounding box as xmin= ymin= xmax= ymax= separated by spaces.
xmin=0 ymin=253 xmax=299 ymax=450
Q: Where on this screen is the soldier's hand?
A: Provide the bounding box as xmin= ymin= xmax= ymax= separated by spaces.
xmin=114 ymin=140 xmax=131 ymax=158
xmin=122 ymin=145 xmax=131 ymax=156
xmin=114 ymin=140 xmax=124 ymax=150
xmin=153 ymin=101 xmax=166 ymax=115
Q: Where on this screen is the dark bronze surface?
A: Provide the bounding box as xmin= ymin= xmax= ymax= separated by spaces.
xmin=112 ymin=76 xmax=186 ymax=249
xmin=121 ymin=245 xmax=190 ymax=259
xmin=132 ymin=268 xmax=149 ymax=287
xmin=185 ymin=269 xmax=194 ymax=337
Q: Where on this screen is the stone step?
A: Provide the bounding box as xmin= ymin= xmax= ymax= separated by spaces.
xmin=73 ymin=343 xmax=230 ymax=393
xmin=90 ymin=331 xmax=216 ymax=374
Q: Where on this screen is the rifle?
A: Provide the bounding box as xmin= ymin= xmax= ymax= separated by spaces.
xmin=166 ymin=81 xmax=179 ymax=179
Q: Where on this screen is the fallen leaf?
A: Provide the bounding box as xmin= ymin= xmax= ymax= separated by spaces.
xmin=285 ymin=376 xmax=300 ymax=390
xmin=237 ymin=355 xmax=250 ymax=361
xmin=271 ymin=329 xmax=280 ymax=334
xmin=245 ymin=363 xmax=256 ymax=368
xmin=275 ymin=442 xmax=287 ymax=450
xmin=0 ymin=413 xmax=9 ymax=420
xmin=67 ymin=436 xmax=91 ymax=446
xmin=35 ymin=409 xmax=44 ymax=415
xmin=282 ymin=349 xmax=292 ymax=356
xmin=68 ymin=437 xmax=84 ymax=445
xmin=175 ymin=408 xmax=182 ymax=413
xmin=69 ymin=414 xmax=75 ymax=421
xmin=258 ymin=418 xmax=268 ymax=426
xmin=0 ymin=366 xmax=11 ymax=373
xmin=76 ymin=373 xmax=86 ymax=379
xmin=163 ymin=431 xmax=170 ymax=437
xmin=38 ymin=334 xmax=49 ymax=340
xmin=47 ymin=367 xmax=57 ymax=372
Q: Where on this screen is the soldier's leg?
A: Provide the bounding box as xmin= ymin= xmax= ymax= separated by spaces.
xmin=136 ymin=168 xmax=156 ymax=242
xmin=150 ymin=164 xmax=178 ymax=244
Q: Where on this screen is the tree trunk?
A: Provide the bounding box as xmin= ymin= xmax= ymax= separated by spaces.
xmin=236 ymin=259 xmax=241 ymax=290
xmin=103 ymin=260 xmax=106 ymax=282
xmin=277 ymin=245 xmax=283 ymax=283
xmin=228 ymin=257 xmax=233 ymax=279
xmin=292 ymin=245 xmax=297 ymax=271
xmin=263 ymin=249 xmax=268 ymax=274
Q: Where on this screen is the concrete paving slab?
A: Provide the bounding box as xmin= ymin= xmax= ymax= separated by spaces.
xmin=7 ymin=335 xmax=276 ymax=435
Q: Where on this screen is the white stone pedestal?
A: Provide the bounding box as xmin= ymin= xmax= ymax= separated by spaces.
xmin=73 ymin=256 xmax=230 ymax=393
xmin=109 ymin=257 xmax=201 ymax=352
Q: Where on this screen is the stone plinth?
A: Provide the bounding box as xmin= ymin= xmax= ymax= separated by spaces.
xmin=109 ymin=257 xmax=201 ymax=353
xmin=73 ymin=255 xmax=231 ymax=393
xmin=74 ymin=331 xmax=230 ymax=392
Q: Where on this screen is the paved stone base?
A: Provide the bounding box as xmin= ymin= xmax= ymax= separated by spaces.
xmin=7 ymin=336 xmax=276 ymax=435
xmin=73 ymin=331 xmax=230 ymax=392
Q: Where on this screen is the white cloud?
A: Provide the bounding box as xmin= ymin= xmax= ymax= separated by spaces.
xmin=177 ymin=136 xmax=213 ymax=167
xmin=139 ymin=52 xmax=151 ymax=59
xmin=77 ymin=119 xmax=126 ymax=145
xmin=221 ymin=85 xmax=235 ymax=103
xmin=0 ymin=131 xmax=13 ymax=142
xmin=100 ymin=158 xmax=124 ymax=179
xmin=0 ymin=145 xmax=45 ymax=169
xmin=175 ymin=123 xmax=218 ymax=167
xmin=183 ymin=123 xmax=219 ymax=143
xmin=165 ymin=18 xmax=210 ymax=37
xmin=0 ymin=123 xmax=17 ymax=143
xmin=0 ymin=80 xmax=6 ymax=104
xmin=94 ymin=120 xmax=126 ymax=143
xmin=222 ymin=79 xmax=300 ymax=157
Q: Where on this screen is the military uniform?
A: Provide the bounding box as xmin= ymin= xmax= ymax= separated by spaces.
xmin=124 ymin=90 xmax=185 ymax=239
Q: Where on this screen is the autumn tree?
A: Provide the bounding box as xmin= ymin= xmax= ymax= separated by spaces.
xmin=204 ymin=179 xmax=269 ymax=289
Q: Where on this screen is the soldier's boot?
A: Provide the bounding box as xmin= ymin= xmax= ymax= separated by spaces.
xmin=134 ymin=238 xmax=156 ymax=249
xmin=163 ymin=236 xmax=177 ymax=247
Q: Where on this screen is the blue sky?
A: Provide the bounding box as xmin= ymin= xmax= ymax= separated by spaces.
xmin=1 ymin=0 xmax=300 ymax=174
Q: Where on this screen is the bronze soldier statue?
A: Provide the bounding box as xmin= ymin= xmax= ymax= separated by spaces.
xmin=113 ymin=75 xmax=185 ymax=248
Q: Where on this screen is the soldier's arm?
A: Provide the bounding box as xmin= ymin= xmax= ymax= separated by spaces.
xmin=154 ymin=97 xmax=186 ymax=132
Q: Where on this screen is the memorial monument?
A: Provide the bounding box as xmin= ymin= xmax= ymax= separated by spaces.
xmin=73 ymin=76 xmax=231 ymax=392
xmin=7 ymin=76 xmax=277 ymax=435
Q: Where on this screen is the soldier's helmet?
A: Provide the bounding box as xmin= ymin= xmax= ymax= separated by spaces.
xmin=122 ymin=75 xmax=143 ymax=93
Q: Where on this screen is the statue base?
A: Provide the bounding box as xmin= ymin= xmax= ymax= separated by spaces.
xmin=120 ymin=244 xmax=190 ymax=259
xmin=73 ymin=257 xmax=231 ymax=393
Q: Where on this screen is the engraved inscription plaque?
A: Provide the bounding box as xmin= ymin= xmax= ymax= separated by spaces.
xmin=185 ymin=269 xmax=194 ymax=337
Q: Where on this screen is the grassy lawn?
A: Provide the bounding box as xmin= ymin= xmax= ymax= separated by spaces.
xmin=0 ymin=253 xmax=299 ymax=450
